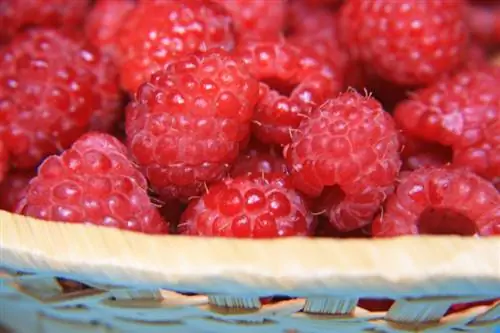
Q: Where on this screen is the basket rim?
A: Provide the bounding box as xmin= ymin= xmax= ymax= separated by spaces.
xmin=1 ymin=210 xmax=499 ymax=298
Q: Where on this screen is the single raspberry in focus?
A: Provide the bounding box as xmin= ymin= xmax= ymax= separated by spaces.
xmin=372 ymin=167 xmax=499 ymax=237
xmin=284 ymin=91 xmax=401 ymax=231
xmin=0 ymin=29 xmax=121 ymax=169
xmin=179 ymin=173 xmax=315 ymax=238
xmin=0 ymin=0 xmax=91 ymax=42
xmin=338 ymin=0 xmax=469 ymax=85
xmin=212 ymin=0 xmax=286 ymax=41
xmin=0 ymin=170 xmax=35 ymax=212
xmin=84 ymin=0 xmax=136 ymax=57
xmin=230 ymin=139 xmax=288 ymax=178
xmin=394 ymin=68 xmax=500 ymax=182
xmin=400 ymin=133 xmax=452 ymax=171
xmin=17 ymin=133 xmax=169 ymax=234
xmin=115 ymin=0 xmax=235 ymax=93
xmin=126 ymin=50 xmax=259 ymax=202
xmin=236 ymin=37 xmax=343 ymax=145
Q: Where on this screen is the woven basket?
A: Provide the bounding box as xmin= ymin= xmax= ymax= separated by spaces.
xmin=1 ymin=210 xmax=499 ymax=333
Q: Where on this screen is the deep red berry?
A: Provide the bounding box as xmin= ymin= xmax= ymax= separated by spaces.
xmin=338 ymin=0 xmax=469 ymax=85
xmin=230 ymin=139 xmax=288 ymax=178
xmin=284 ymin=91 xmax=401 ymax=231
xmin=212 ymin=0 xmax=286 ymax=41
xmin=315 ymin=217 xmax=371 ymax=238
xmin=0 ymin=29 xmax=121 ymax=169
xmin=0 ymin=170 xmax=34 ymax=212
xmin=126 ymin=50 xmax=259 ymax=202
xmin=400 ymin=133 xmax=452 ymax=171
xmin=477 ymin=206 xmax=500 ymax=236
xmin=236 ymin=37 xmax=343 ymax=145
xmin=0 ymin=0 xmax=91 ymax=42
xmin=115 ymin=0 xmax=235 ymax=93
xmin=0 ymin=140 xmax=9 ymax=182
xmin=17 ymin=132 xmax=169 ymax=234
xmin=466 ymin=2 xmax=500 ymax=46
xmin=394 ymin=68 xmax=500 ymax=182
xmin=179 ymin=173 xmax=315 ymax=238
xmin=84 ymin=0 xmax=136 ymax=57
xmin=373 ymin=167 xmax=499 ymax=237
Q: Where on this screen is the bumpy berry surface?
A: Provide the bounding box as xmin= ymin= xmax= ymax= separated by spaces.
xmin=0 ymin=0 xmax=91 ymax=42
xmin=372 ymin=167 xmax=499 ymax=237
xmin=394 ymin=68 xmax=500 ymax=182
xmin=115 ymin=0 xmax=235 ymax=93
xmin=338 ymin=0 xmax=469 ymax=85
xmin=236 ymin=37 xmax=343 ymax=145
xmin=18 ymin=133 xmax=169 ymax=234
xmin=126 ymin=50 xmax=259 ymax=201
xmin=179 ymin=173 xmax=315 ymax=238
xmin=0 ymin=29 xmax=120 ymax=169
xmin=213 ymin=0 xmax=286 ymax=40
xmin=84 ymin=0 xmax=136 ymax=57
xmin=0 ymin=170 xmax=34 ymax=212
xmin=284 ymin=91 xmax=401 ymax=231
xmin=230 ymin=139 xmax=288 ymax=178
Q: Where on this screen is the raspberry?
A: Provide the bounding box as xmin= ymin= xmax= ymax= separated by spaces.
xmin=84 ymin=0 xmax=136 ymax=57
xmin=0 ymin=140 xmax=8 ymax=182
xmin=178 ymin=173 xmax=315 ymax=238
xmin=230 ymin=139 xmax=288 ymax=178
xmin=467 ymin=2 xmax=500 ymax=46
xmin=394 ymin=68 xmax=500 ymax=182
xmin=400 ymin=133 xmax=452 ymax=171
xmin=212 ymin=0 xmax=286 ymax=41
xmin=115 ymin=0 xmax=235 ymax=93
xmin=126 ymin=50 xmax=259 ymax=202
xmin=0 ymin=170 xmax=34 ymax=212
xmin=338 ymin=0 xmax=469 ymax=85
xmin=0 ymin=29 xmax=121 ymax=169
xmin=284 ymin=91 xmax=401 ymax=231
xmin=372 ymin=167 xmax=499 ymax=237
xmin=18 ymin=132 xmax=169 ymax=234
xmin=236 ymin=37 xmax=343 ymax=145
xmin=0 ymin=0 xmax=91 ymax=42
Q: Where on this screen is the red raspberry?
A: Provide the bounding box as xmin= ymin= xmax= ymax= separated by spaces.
xmin=400 ymin=133 xmax=452 ymax=171
xmin=17 ymin=132 xmax=169 ymax=234
xmin=467 ymin=2 xmax=500 ymax=46
xmin=236 ymin=37 xmax=343 ymax=145
xmin=0 ymin=29 xmax=121 ymax=169
xmin=338 ymin=0 xmax=469 ymax=85
xmin=394 ymin=68 xmax=500 ymax=182
xmin=178 ymin=173 xmax=315 ymax=238
xmin=212 ymin=0 xmax=286 ymax=41
xmin=477 ymin=206 xmax=500 ymax=236
xmin=84 ymin=0 xmax=136 ymax=57
xmin=115 ymin=0 xmax=235 ymax=93
xmin=0 ymin=0 xmax=91 ymax=42
xmin=0 ymin=170 xmax=34 ymax=212
xmin=230 ymin=139 xmax=288 ymax=178
xmin=0 ymin=139 xmax=8 ymax=182
xmin=302 ymin=0 xmax=343 ymax=7
xmin=126 ymin=50 xmax=259 ymax=202
xmin=284 ymin=91 xmax=401 ymax=231
xmin=373 ymin=167 xmax=499 ymax=237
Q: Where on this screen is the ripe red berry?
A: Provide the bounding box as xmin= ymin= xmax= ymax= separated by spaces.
xmin=126 ymin=50 xmax=259 ymax=202
xmin=372 ymin=167 xmax=499 ymax=237
xmin=230 ymin=139 xmax=288 ymax=178
xmin=0 ymin=0 xmax=91 ymax=42
xmin=0 ymin=170 xmax=34 ymax=212
xmin=179 ymin=173 xmax=315 ymax=238
xmin=284 ymin=91 xmax=401 ymax=231
xmin=115 ymin=0 xmax=235 ymax=93
xmin=18 ymin=132 xmax=169 ymax=234
xmin=0 ymin=29 xmax=121 ymax=169
xmin=338 ymin=0 xmax=469 ymax=85
xmin=212 ymin=0 xmax=286 ymax=41
xmin=394 ymin=68 xmax=500 ymax=182
xmin=466 ymin=2 xmax=500 ymax=46
xmin=236 ymin=37 xmax=343 ymax=145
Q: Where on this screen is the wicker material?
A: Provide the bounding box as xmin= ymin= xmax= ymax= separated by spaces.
xmin=1 ymin=211 xmax=499 ymax=332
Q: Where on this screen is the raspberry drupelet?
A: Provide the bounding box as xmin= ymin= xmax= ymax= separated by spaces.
xmin=115 ymin=0 xmax=235 ymax=93
xmin=126 ymin=50 xmax=259 ymax=202
xmin=179 ymin=173 xmax=315 ymax=238
xmin=0 ymin=28 xmax=121 ymax=169
xmin=235 ymin=37 xmax=344 ymax=145
xmin=18 ymin=133 xmax=169 ymax=234
xmin=284 ymin=91 xmax=401 ymax=231
xmin=372 ymin=167 xmax=499 ymax=237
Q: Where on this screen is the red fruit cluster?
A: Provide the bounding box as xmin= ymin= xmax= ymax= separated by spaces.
xmin=0 ymin=0 xmax=497 ymax=241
